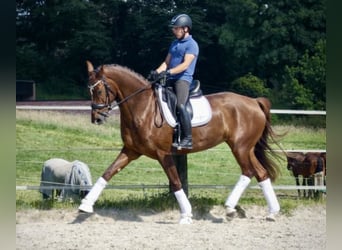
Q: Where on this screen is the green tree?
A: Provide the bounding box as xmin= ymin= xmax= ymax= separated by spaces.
xmin=16 ymin=0 xmax=112 ymax=99
xmin=16 ymin=0 xmax=326 ymax=108
xmin=277 ymin=39 xmax=326 ymax=110
xmin=210 ymin=0 xmax=325 ymax=95
xmin=230 ymin=72 xmax=270 ymax=98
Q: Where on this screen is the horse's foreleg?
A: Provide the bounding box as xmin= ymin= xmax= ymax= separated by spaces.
xmin=78 ymin=148 xmax=140 ymax=213
xmin=303 ymin=177 xmax=307 ymax=198
xmin=295 ymin=176 xmax=301 ymax=197
xmin=308 ymin=175 xmax=314 ymax=198
xmin=158 ymin=153 xmax=192 ymax=224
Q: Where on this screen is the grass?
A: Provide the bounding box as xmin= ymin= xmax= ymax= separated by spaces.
xmin=16 ymin=110 xmax=326 ymax=214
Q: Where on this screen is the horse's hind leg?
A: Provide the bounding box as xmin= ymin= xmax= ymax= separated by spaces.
xmin=225 ymin=147 xmax=280 ymax=220
xmin=249 ymin=150 xmax=280 ymax=219
xmin=225 ymin=175 xmax=251 ymax=217
xmin=224 ymin=147 xmax=253 ymax=217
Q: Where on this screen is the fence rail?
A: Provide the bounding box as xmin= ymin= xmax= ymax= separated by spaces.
xmin=16 ymin=184 xmax=326 ymax=191
xmin=16 ymin=105 xmax=326 ymax=115
xmin=16 ymin=104 xmax=326 ymax=192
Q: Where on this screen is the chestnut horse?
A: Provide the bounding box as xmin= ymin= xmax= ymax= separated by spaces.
xmin=78 ymin=61 xmax=282 ymax=223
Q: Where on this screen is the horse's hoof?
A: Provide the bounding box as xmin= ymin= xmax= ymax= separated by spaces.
xmin=225 ymin=207 xmax=237 ymax=218
xmin=78 ymin=199 xmax=94 ymax=213
xmin=235 ymin=205 xmax=247 ymax=218
xmin=179 ymin=214 xmax=193 ymax=224
xmin=266 ymin=213 xmax=277 ymax=222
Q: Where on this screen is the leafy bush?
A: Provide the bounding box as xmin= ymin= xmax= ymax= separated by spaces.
xmin=229 ymin=73 xmax=270 ymax=98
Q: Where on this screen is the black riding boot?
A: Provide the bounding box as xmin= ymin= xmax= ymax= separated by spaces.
xmin=173 ymin=105 xmax=192 ymax=149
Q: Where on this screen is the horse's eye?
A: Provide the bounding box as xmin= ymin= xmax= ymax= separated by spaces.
xmin=97 ymin=90 xmax=102 ymax=95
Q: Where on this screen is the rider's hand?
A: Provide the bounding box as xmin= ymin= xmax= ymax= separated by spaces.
xmin=148 ymin=70 xmax=159 ymax=81
xmin=158 ymin=70 xmax=171 ymax=79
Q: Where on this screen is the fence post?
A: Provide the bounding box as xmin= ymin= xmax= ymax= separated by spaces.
xmin=170 ymin=154 xmax=188 ymax=196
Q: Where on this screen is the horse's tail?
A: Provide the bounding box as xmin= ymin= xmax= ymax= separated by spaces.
xmin=255 ymin=97 xmax=283 ymax=182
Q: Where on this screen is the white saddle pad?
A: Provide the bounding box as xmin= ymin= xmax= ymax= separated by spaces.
xmin=157 ymin=86 xmax=212 ymax=128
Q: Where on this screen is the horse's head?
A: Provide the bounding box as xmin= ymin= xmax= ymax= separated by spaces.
xmin=286 ymin=152 xmax=305 ymax=171
xmin=86 ymin=61 xmax=117 ymax=125
xmin=286 ymin=157 xmax=295 ymax=171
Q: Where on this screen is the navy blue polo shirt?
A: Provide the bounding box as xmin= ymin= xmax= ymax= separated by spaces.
xmin=168 ymin=35 xmax=199 ymax=84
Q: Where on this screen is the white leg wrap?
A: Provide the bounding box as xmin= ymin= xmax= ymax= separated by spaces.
xmin=174 ymin=189 xmax=192 ymax=224
xmin=259 ymin=178 xmax=280 ymax=214
xmin=78 ymin=177 xmax=107 ymax=213
xmin=174 ymin=189 xmax=192 ymax=215
xmin=225 ymin=175 xmax=251 ymax=209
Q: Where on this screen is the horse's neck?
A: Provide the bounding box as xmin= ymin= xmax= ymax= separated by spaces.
xmin=119 ymin=88 xmax=155 ymax=120
xmin=108 ymin=70 xmax=155 ymax=116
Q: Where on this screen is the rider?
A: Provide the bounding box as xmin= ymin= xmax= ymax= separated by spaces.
xmin=152 ymin=14 xmax=199 ymax=149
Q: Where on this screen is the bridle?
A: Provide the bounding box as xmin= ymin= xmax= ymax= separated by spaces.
xmin=88 ymin=76 xmax=154 ymax=118
xmin=88 ymin=77 xmax=117 ymax=118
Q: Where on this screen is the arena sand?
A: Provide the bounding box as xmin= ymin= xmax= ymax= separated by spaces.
xmin=16 ymin=204 xmax=325 ymax=250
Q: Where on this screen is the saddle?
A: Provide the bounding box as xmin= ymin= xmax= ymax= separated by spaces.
xmin=155 ymin=80 xmax=212 ymax=128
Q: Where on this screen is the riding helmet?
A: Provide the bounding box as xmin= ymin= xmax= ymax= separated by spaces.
xmin=169 ymin=14 xmax=192 ymax=30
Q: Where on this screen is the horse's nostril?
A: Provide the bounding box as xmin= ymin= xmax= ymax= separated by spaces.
xmin=95 ymin=119 xmax=104 ymax=125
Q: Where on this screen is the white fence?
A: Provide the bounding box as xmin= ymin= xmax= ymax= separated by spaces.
xmin=16 ymin=105 xmax=326 ymax=192
xmin=16 ymin=105 xmax=327 ymax=115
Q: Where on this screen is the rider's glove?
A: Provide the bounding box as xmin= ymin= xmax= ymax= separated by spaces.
xmin=158 ymin=70 xmax=171 ymax=79
xmin=148 ymin=70 xmax=159 ymax=81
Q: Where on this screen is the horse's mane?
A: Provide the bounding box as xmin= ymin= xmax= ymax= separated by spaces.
xmin=102 ymin=64 xmax=149 ymax=85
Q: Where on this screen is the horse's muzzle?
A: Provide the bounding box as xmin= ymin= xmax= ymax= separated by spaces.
xmin=91 ymin=110 xmax=108 ymax=125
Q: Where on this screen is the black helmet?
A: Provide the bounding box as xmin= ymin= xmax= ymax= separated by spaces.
xmin=169 ymin=14 xmax=192 ymax=30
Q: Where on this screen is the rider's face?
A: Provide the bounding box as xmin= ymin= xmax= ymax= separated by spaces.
xmin=172 ymin=26 xmax=186 ymax=39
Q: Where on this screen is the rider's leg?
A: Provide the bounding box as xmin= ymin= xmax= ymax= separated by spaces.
xmin=177 ymin=104 xmax=192 ymax=148
xmin=172 ymin=80 xmax=192 ymax=149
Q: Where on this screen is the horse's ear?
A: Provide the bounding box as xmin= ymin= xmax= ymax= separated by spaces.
xmin=86 ymin=60 xmax=94 ymax=73
xmin=99 ymin=65 xmax=105 ymax=75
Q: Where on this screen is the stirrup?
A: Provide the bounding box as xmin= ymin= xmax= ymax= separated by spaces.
xmin=172 ymin=139 xmax=192 ymax=150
